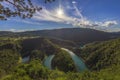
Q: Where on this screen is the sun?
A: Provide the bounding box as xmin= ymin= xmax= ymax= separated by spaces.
xmin=57 ymin=8 xmax=64 ymax=16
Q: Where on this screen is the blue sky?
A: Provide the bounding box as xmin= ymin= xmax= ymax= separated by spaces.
xmin=0 ymin=0 xmax=120 ymax=32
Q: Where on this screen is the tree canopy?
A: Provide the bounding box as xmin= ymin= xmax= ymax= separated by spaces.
xmin=0 ymin=0 xmax=54 ymax=20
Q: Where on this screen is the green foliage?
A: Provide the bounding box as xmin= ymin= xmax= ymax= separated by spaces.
xmin=2 ymin=75 xmax=32 ymax=80
xmin=30 ymin=50 xmax=46 ymax=61
xmin=52 ymin=50 xmax=77 ymax=72
xmin=2 ymin=60 xmax=50 ymax=80
xmin=21 ymin=37 xmax=61 ymax=57
xmin=0 ymin=49 xmax=20 ymax=73
xmin=0 ymin=0 xmax=42 ymax=20
xmin=79 ymin=38 xmax=120 ymax=70
xmin=2 ymin=62 xmax=120 ymax=80
xmin=49 ymin=38 xmax=77 ymax=49
xmin=0 ymin=37 xmax=120 ymax=80
xmin=0 ymin=42 xmax=21 ymax=52
xmin=48 ymin=69 xmax=66 ymax=80
xmin=0 ymin=69 xmax=6 ymax=79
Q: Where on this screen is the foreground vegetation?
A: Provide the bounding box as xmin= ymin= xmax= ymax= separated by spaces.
xmin=1 ymin=60 xmax=120 ymax=80
xmin=0 ymin=37 xmax=120 ymax=80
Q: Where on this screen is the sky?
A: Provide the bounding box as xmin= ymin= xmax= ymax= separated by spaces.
xmin=0 ymin=0 xmax=120 ymax=32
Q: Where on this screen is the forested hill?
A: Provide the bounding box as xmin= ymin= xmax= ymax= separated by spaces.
xmin=79 ymin=38 xmax=120 ymax=70
xmin=0 ymin=28 xmax=120 ymax=44
xmin=0 ymin=37 xmax=120 ymax=80
xmin=20 ymin=37 xmax=61 ymax=57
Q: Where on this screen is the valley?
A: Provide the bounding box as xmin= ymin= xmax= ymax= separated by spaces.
xmin=0 ymin=28 xmax=120 ymax=80
xmin=0 ymin=0 xmax=120 ymax=79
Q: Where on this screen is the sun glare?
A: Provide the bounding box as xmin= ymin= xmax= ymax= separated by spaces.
xmin=57 ymin=8 xmax=64 ymax=16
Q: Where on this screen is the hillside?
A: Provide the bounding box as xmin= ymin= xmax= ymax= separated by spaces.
xmin=48 ymin=37 xmax=78 ymax=49
xmin=20 ymin=37 xmax=61 ymax=57
xmin=0 ymin=28 xmax=120 ymax=44
xmin=78 ymin=38 xmax=120 ymax=70
xmin=52 ymin=50 xmax=77 ymax=72
xmin=18 ymin=28 xmax=120 ymax=44
xmin=0 ymin=37 xmax=120 ymax=80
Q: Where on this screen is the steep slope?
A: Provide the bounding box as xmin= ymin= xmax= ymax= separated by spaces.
xmin=81 ymin=38 xmax=120 ymax=70
xmin=48 ymin=38 xmax=77 ymax=49
xmin=20 ymin=37 xmax=61 ymax=57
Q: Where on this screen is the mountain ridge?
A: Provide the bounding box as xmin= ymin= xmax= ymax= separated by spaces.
xmin=0 ymin=28 xmax=120 ymax=44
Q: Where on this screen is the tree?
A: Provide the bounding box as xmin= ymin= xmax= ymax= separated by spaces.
xmin=30 ymin=50 xmax=45 ymax=61
xmin=0 ymin=49 xmax=20 ymax=73
xmin=0 ymin=0 xmax=55 ymax=20
xmin=52 ymin=50 xmax=77 ymax=72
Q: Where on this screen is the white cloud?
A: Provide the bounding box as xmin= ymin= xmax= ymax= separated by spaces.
xmin=9 ymin=29 xmax=16 ymax=32
xmin=10 ymin=19 xmax=43 ymax=25
xmin=20 ymin=20 xmax=42 ymax=25
xmin=2 ymin=29 xmax=21 ymax=32
xmin=32 ymin=2 xmax=118 ymax=32
xmin=33 ymin=7 xmax=92 ymax=27
xmin=4 ymin=29 xmax=38 ymax=32
xmin=73 ymin=20 xmax=118 ymax=28
xmin=72 ymin=1 xmax=77 ymax=4
xmin=33 ymin=8 xmax=74 ymax=23
xmin=101 ymin=21 xmax=118 ymax=27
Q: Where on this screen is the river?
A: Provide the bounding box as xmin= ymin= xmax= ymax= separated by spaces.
xmin=44 ymin=48 xmax=88 ymax=72
xmin=22 ymin=48 xmax=88 ymax=72
xmin=22 ymin=56 xmax=30 ymax=63
xmin=44 ymin=55 xmax=55 ymax=69
xmin=61 ymin=48 xmax=88 ymax=72
xmin=22 ymin=55 xmax=55 ymax=70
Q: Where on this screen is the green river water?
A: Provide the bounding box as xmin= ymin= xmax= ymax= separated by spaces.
xmin=44 ymin=48 xmax=88 ymax=72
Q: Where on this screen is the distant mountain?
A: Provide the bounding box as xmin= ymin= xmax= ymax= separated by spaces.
xmin=0 ymin=31 xmax=13 ymax=37
xmin=0 ymin=28 xmax=120 ymax=44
